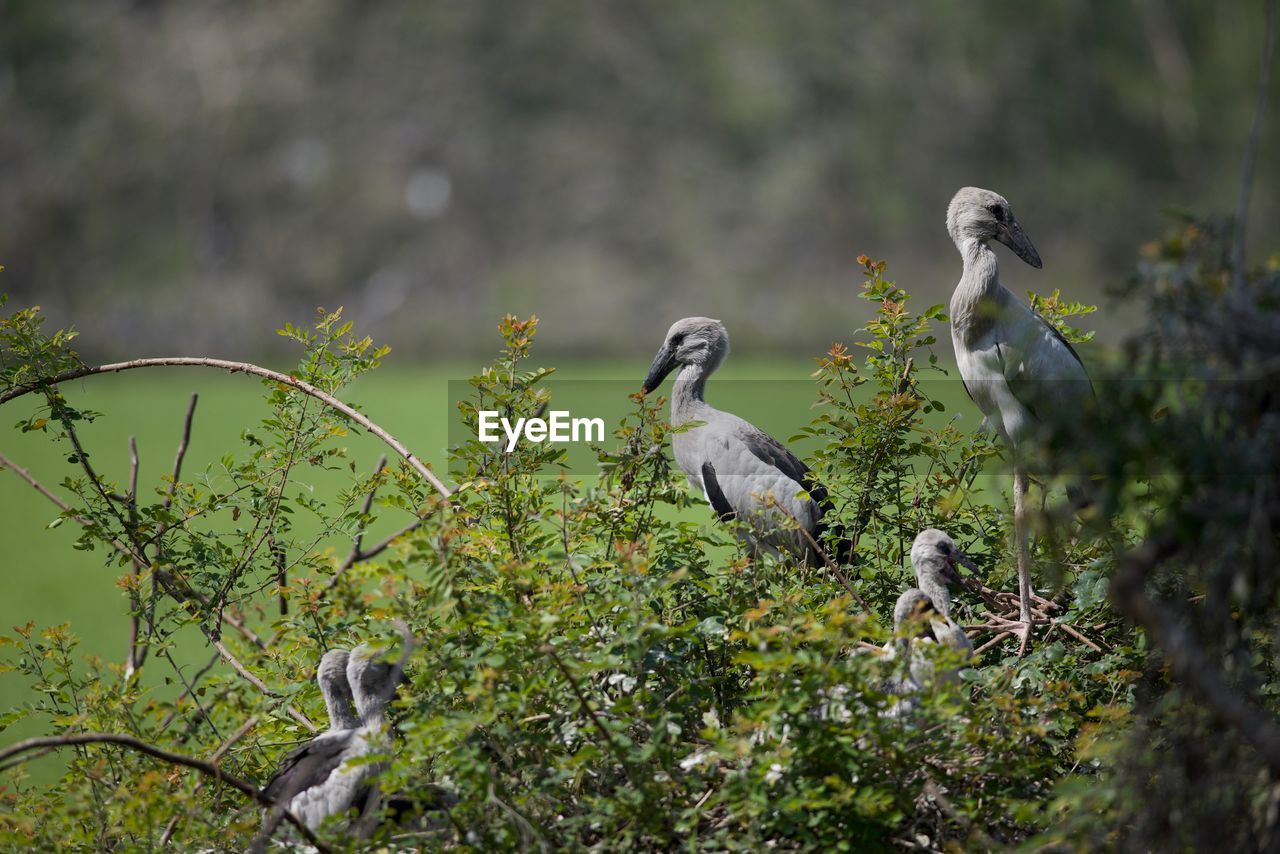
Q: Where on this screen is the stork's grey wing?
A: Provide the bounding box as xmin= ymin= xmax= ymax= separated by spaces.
xmin=994 ymin=341 xmax=1040 ymax=421
xmin=1033 ymin=310 xmax=1085 ymax=372
xmin=262 ymin=731 xmax=355 ymax=803
xmin=736 ymin=427 xmax=829 ymax=508
xmin=1031 ymin=310 xmax=1096 ymax=398
xmin=700 ymin=462 xmax=737 ymax=522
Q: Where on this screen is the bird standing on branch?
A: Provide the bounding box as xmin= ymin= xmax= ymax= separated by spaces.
xmin=641 ymin=317 xmax=848 ymax=565
xmin=945 ymin=186 xmax=1093 ymax=649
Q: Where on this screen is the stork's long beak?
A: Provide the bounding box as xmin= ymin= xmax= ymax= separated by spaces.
xmin=642 ymin=342 xmax=679 ymax=393
xmin=996 ymin=219 xmax=1043 ymax=269
xmin=943 ymin=549 xmax=980 ymax=584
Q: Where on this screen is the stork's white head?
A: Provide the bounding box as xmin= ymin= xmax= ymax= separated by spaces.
xmin=910 ymin=528 xmax=977 ymax=589
xmin=946 ymin=187 xmax=1042 ymax=269
xmin=347 ymin=643 xmax=404 ymax=727
xmin=317 ymin=649 xmax=361 ymax=731
xmin=642 ymin=317 xmax=731 ymax=393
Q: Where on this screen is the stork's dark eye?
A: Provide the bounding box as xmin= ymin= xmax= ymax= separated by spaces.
xmin=936 ymin=542 xmax=950 ymax=554
xmin=671 ymin=333 xmax=685 ymax=346
xmin=987 ymin=204 xmax=1007 ymax=223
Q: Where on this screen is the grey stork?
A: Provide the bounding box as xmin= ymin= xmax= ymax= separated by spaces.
xmin=253 ymin=644 xmax=401 ymax=847
xmin=946 ymin=186 xmax=1093 ymax=644
xmin=641 ymin=316 xmax=846 ymax=564
xmin=881 ymin=530 xmax=977 ymax=713
xmin=906 ymin=528 xmax=976 ymax=660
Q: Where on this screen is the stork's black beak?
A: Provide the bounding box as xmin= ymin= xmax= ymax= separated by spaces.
xmin=996 ymin=219 xmax=1043 ymax=269
xmin=943 ymin=550 xmax=980 ymax=584
xmin=642 ymin=342 xmax=679 ymax=394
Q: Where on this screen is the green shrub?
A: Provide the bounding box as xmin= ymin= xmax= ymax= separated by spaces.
xmin=0 ymin=226 xmax=1276 ymax=849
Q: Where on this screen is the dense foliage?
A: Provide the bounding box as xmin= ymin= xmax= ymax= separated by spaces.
xmin=0 ymin=228 xmax=1278 ymax=849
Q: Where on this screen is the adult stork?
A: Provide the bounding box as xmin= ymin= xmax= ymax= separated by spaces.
xmin=641 ymin=317 xmax=846 ymax=564
xmin=252 ymin=644 xmax=401 ymax=848
xmin=946 ymin=187 xmax=1093 ymax=644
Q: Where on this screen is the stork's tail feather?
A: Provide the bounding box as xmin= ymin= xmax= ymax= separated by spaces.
xmin=812 ymin=518 xmax=855 ymax=567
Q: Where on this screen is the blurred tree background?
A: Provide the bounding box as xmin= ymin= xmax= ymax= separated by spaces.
xmin=1 ymin=0 xmax=1276 ymax=361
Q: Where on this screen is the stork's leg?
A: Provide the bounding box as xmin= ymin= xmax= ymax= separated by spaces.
xmin=1012 ymin=468 xmax=1034 ymax=653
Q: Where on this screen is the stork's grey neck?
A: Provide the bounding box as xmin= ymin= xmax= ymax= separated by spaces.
xmin=917 ymin=572 xmax=952 ymax=619
xmin=323 ymin=686 xmax=361 ymax=731
xmin=671 ymin=363 xmax=712 ymax=424
xmin=354 ymin=691 xmax=389 ymax=729
xmin=950 ymin=238 xmax=1004 ymax=346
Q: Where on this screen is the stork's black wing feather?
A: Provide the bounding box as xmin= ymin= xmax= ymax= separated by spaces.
xmin=700 ymin=462 xmax=737 ymax=522
xmin=737 ymin=426 xmax=854 ymax=563
xmin=737 ymin=428 xmax=829 ymax=509
xmin=262 ymin=730 xmax=355 ymax=803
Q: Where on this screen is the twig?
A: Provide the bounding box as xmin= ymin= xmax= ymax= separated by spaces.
xmin=543 ymin=644 xmax=645 ymax=793
xmin=162 ymin=648 xmax=221 ymax=744
xmin=922 ymin=777 xmax=997 ymax=850
xmin=269 ymin=533 xmax=288 ymax=617
xmin=769 ymin=501 xmax=870 ymax=612
xmin=973 ymin=632 xmax=1014 ymax=656
xmin=320 ymin=457 xmax=426 ymax=595
xmin=1231 ymin=0 xmax=1278 ymax=294
xmin=797 ymin=523 xmax=870 ymax=611
xmin=163 ymin=393 xmax=199 ymax=512
xmin=0 ymin=732 xmax=329 ymax=851
xmin=0 ymin=357 xmax=453 ymax=499
xmin=158 ymin=715 xmax=260 ymax=846
xmin=1056 ymin=621 xmax=1106 ymax=653
xmin=125 ymin=435 xmax=147 ymax=675
xmin=158 ymin=651 xmax=222 ymax=733
xmin=350 ymin=456 xmax=388 ymax=560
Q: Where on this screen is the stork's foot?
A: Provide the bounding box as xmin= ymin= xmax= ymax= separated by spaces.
xmin=972 ymin=614 xmax=1036 ymax=656
xmin=1016 ymin=621 xmax=1032 ymax=657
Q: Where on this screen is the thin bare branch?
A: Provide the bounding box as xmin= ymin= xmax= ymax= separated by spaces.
xmin=127 ymin=435 xmax=140 ymax=500
xmin=164 ymin=393 xmax=199 ymax=511
xmin=922 ymin=777 xmax=997 ymax=851
xmin=351 ymin=456 xmax=388 ymax=559
xmin=797 ymin=523 xmax=870 ymax=611
xmin=0 ymin=732 xmax=328 ymax=851
xmin=1231 ymin=0 xmax=1278 ymax=293
xmin=269 ymin=533 xmax=288 ymax=617
xmin=0 ymin=357 xmax=453 ymax=499
xmin=973 ymin=631 xmax=1014 ymax=656
xmin=126 ymin=436 xmax=147 ymax=675
xmin=158 ymin=651 xmax=222 ymax=733
xmin=323 ymin=517 xmax=427 ymax=595
xmin=158 ymin=714 xmax=261 ymax=845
